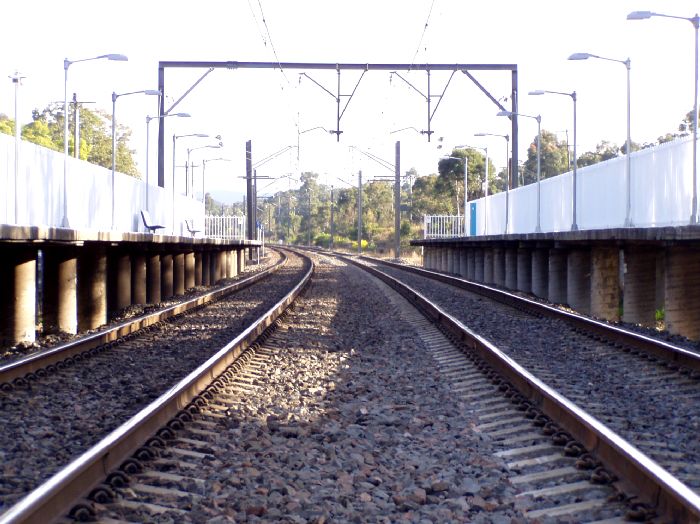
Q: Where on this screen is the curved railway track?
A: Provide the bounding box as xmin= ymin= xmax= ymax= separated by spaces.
xmin=0 ymin=248 xmax=311 ymax=521
xmin=3 ymin=249 xmax=700 ymax=522
xmin=348 ymin=253 xmax=700 ymax=521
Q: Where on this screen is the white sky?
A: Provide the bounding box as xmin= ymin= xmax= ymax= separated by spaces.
xmin=1 ymin=0 xmax=697 ymax=202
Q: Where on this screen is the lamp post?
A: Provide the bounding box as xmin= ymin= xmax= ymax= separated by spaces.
xmin=145 ymin=112 xmax=190 ymax=220
xmin=444 ymin=155 xmax=468 ymax=234
xmin=63 ymin=53 xmax=127 ymax=227
xmin=201 ymin=157 xmax=232 ymax=204
xmin=456 ymin=144 xmax=489 ymax=235
xmin=528 ymin=89 xmax=578 ymax=230
xmin=475 ymin=132 xmax=510 ymax=233
xmin=111 ymin=89 xmax=160 ymax=230
xmin=498 ymin=110 xmax=542 ymax=232
xmin=628 ymin=10 xmax=699 ymax=223
xmin=9 ymin=72 xmax=25 ymax=225
xmin=569 ymin=52 xmax=632 ymax=226
xmin=173 ymin=133 xmax=217 ymax=198
xmin=176 ymin=143 xmax=221 ymax=234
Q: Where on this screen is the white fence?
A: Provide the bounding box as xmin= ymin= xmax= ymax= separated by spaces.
xmin=204 ymin=215 xmax=247 ymax=239
xmin=0 ymin=132 xmax=205 ymax=235
xmin=424 ymin=135 xmax=697 ymax=238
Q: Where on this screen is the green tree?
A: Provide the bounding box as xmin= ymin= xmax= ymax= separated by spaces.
xmin=523 ymin=130 xmax=570 ymax=183
xmin=577 ymin=140 xmax=620 ymax=168
xmin=1 ymin=103 xmax=139 ymax=177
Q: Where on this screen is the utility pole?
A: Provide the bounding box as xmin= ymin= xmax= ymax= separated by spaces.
xmin=394 ymin=141 xmax=401 ymax=260
xmin=307 ymin=189 xmax=311 ymax=246
xmin=73 ymin=93 xmax=79 ymax=158
xmin=330 ymin=186 xmax=335 ymax=250
xmin=357 ymin=170 xmax=363 ymax=255
xmin=245 ymin=140 xmax=254 ymax=258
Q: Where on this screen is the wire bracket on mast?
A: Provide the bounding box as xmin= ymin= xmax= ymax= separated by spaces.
xmin=299 ymin=64 xmax=368 ymax=141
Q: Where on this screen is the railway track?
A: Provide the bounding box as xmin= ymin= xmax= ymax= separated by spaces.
xmin=348 ymin=253 xmax=700 ymax=520
xmin=0 ymin=248 xmax=311 ymax=520
xmin=3 ymin=249 xmax=700 ymax=522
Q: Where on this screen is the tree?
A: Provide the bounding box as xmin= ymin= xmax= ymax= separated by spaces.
xmin=523 ymin=130 xmax=570 ymax=183
xmin=577 ymin=140 xmax=620 ymax=168
xmin=0 ymin=103 xmax=139 ymax=177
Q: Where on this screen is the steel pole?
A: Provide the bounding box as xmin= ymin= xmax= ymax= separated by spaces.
xmin=484 ymin=146 xmax=489 ymax=235
xmin=13 ymin=73 xmax=20 ymax=224
xmin=464 ymin=161 xmax=468 ymax=235
xmin=572 ymin=92 xmax=579 ymax=230
xmin=330 ymin=186 xmax=335 ymax=250
xmin=395 ymin=141 xmax=401 ymax=259
xmin=536 ymin=116 xmax=542 ymax=233
xmin=62 ymin=61 xmax=70 ymax=227
xmin=624 ymin=59 xmax=633 ymax=226
xmin=358 ymin=170 xmax=362 ymax=254
xmin=504 ymin=136 xmax=509 ymax=234
xmin=111 ymin=93 xmax=117 ymax=229
xmin=146 ymin=118 xmax=150 ymax=213
xmin=692 ymin=16 xmax=699 ymax=223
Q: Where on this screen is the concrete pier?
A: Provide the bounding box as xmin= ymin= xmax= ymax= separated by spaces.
xmin=531 ymin=248 xmax=549 ymax=299
xmin=591 ymin=246 xmax=620 ymax=321
xmin=493 ymin=247 xmax=505 ymax=286
xmin=161 ymin=254 xmax=174 ymax=300
xmin=483 ymin=249 xmax=494 ymax=284
xmin=474 ymin=249 xmax=484 ymax=282
xmin=505 ymin=248 xmax=517 ymax=290
xmin=131 ymin=253 xmax=147 ymax=306
xmin=622 ymin=247 xmax=657 ymax=327
xmin=43 ymin=247 xmax=78 ymax=334
xmin=516 ymin=247 xmax=532 ymax=293
xmin=174 ymin=253 xmax=185 ymax=296
xmin=78 ymin=245 xmax=107 ymax=331
xmin=567 ymin=248 xmax=591 ymax=314
xmin=665 ymin=246 xmax=700 ymax=339
xmin=547 ymin=248 xmax=567 ymax=304
xmin=0 ymin=247 xmax=37 ymax=345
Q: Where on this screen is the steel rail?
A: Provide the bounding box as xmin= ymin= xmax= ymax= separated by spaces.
xmin=0 ymin=250 xmax=288 ymax=387
xmin=0 ymin=249 xmax=313 ymax=524
xmin=340 ymin=254 xmax=700 ymax=523
xmin=359 ymin=255 xmax=700 ymax=372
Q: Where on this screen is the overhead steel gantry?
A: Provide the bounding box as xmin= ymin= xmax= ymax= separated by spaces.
xmin=156 ymin=61 xmax=519 ymax=190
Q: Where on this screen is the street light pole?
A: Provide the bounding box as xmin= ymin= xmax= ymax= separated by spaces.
xmin=10 ymin=72 xmax=24 ymax=225
xmin=145 ymin=112 xmax=190 ymax=226
xmin=111 ymin=89 xmax=160 ymax=230
xmin=475 ymin=132 xmax=510 ymax=233
xmin=497 ymin=110 xmax=542 ymax=232
xmin=569 ymin=52 xmax=632 ymax=226
xmin=62 ymin=53 xmax=127 ymax=228
xmin=628 ymin=10 xmax=699 ymax=223
xmin=528 ymin=89 xmax=578 ymax=230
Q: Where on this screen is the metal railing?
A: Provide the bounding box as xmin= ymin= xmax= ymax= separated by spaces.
xmin=424 ymin=215 xmax=465 ymax=239
xmin=204 ymin=215 xmax=246 ymax=239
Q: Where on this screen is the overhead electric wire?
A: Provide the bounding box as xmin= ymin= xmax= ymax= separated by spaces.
xmin=409 ymin=0 xmax=438 ymax=69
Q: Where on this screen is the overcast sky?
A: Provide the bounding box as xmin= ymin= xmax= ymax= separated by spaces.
xmin=1 ymin=0 xmax=697 ymax=201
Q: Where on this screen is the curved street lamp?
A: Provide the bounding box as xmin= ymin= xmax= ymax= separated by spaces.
xmin=628 ymin=10 xmax=699 ymax=223
xmin=476 ymin=132 xmax=510 ymax=233
xmin=498 ymin=110 xmax=542 ymax=232
xmin=529 ymin=89 xmax=578 ymax=230
xmin=63 ymin=53 xmax=127 ymax=227
xmin=111 ymin=88 xmax=160 ymax=229
xmin=569 ymin=51 xmax=632 ymax=226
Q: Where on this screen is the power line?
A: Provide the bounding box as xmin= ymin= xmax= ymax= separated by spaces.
xmin=409 ymin=0 xmax=438 ymax=68
xmin=247 ymin=0 xmax=268 ymax=48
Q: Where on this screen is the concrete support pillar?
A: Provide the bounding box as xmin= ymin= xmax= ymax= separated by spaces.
xmin=185 ymin=252 xmax=195 ymax=289
xmin=174 ymin=253 xmax=185 ymax=296
xmin=459 ymin=249 xmax=469 ymax=278
xmin=483 ymin=249 xmax=494 ymax=284
xmin=237 ymin=249 xmax=246 ymax=275
xmin=108 ymin=250 xmax=131 ymax=314
xmin=474 ymin=248 xmax=484 ymax=283
xmin=217 ymin=251 xmax=226 ymax=282
xmin=466 ymin=249 xmax=475 ymax=280
xmin=147 ymin=253 xmax=161 ymax=304
xmin=567 ymin=248 xmax=591 ymax=314
xmin=655 ymin=250 xmax=666 ymax=311
xmin=227 ymin=250 xmax=237 ymax=278
xmin=548 ymin=248 xmax=568 ymax=304
xmin=505 ymin=248 xmax=518 ymax=290
xmin=531 ymin=248 xmax=549 ymax=299
xmin=131 ymin=253 xmax=147 ymax=306
xmin=424 ymin=249 xmax=433 ymax=270
xmin=161 ymin=254 xmax=174 ymax=300
xmin=194 ymin=252 xmax=203 ymax=286
xmin=43 ymin=247 xmax=77 ymax=334
xmin=665 ymin=247 xmax=700 ymax=340
xmin=517 ymin=247 xmax=532 ymax=293
xmin=591 ymin=246 xmax=620 ymax=321
xmin=0 ymin=248 xmax=37 ymax=345
xmin=493 ymin=247 xmax=505 ymax=286
xmin=446 ymin=247 xmax=455 ymax=274
xmin=202 ymin=252 xmax=211 ymax=286
xmin=453 ymin=249 xmax=461 ymax=275
xmin=78 ymin=245 xmax=107 ymax=331
xmin=208 ymin=250 xmax=218 ymax=284
xmin=622 ymin=247 xmax=656 ymax=327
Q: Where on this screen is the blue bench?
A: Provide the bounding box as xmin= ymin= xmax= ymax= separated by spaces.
xmin=141 ymin=210 xmax=165 ymax=234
